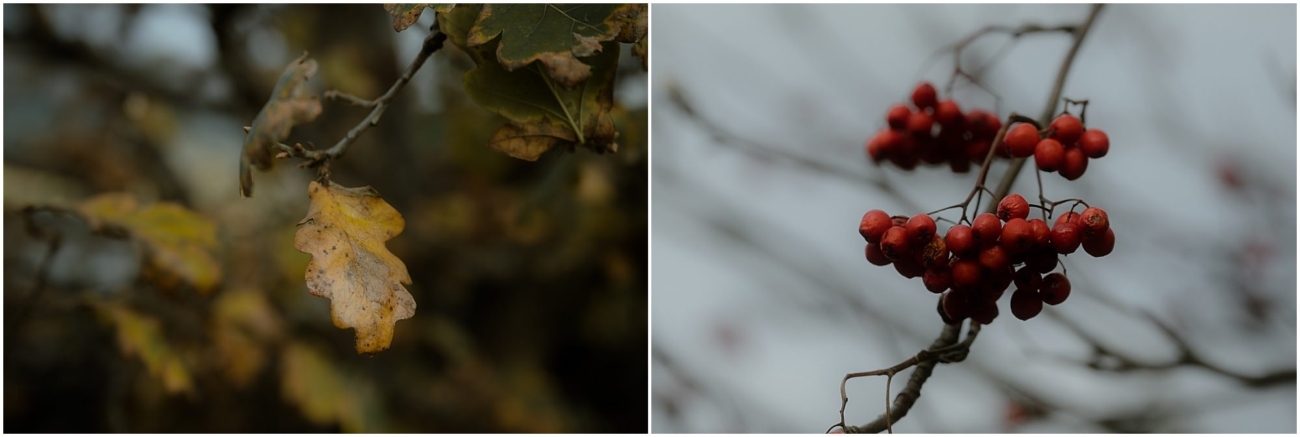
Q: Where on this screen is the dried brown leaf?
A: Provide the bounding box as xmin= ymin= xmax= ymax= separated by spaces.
xmin=293 ymin=181 xmax=415 ymax=354
xmin=241 ymin=53 xmax=322 ymax=197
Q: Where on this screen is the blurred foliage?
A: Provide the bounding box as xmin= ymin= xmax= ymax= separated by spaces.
xmin=3 ymin=3 xmax=647 ymax=432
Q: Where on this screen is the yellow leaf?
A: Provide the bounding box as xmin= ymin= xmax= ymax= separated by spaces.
xmin=293 ymin=181 xmax=415 ymax=354
xmin=280 ymin=342 xmax=383 ymax=431
xmin=211 ymin=288 xmax=283 ymax=387
xmin=77 ymin=193 xmax=221 ymax=293
xmin=95 ymin=303 xmax=194 ymax=395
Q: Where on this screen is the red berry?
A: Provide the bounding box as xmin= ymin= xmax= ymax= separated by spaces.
xmin=1055 ymin=211 xmax=1081 ymax=226
xmin=1004 ymin=123 xmax=1040 ymax=158
xmin=891 ymin=215 xmax=909 ymax=227
xmin=907 ymin=111 xmax=934 ymax=136
xmin=970 ymin=300 xmax=999 ymax=324
xmin=972 ymin=213 xmax=1002 ymax=246
xmin=894 ymin=256 xmax=925 ymax=279
xmin=1040 ymin=273 xmax=1071 ymax=305
xmin=1078 ymin=128 xmax=1109 ymax=158
xmin=949 ymin=155 xmax=972 ymax=173
xmin=865 ymin=243 xmax=892 ymax=266
xmin=906 ymin=213 xmax=938 ymax=245
xmin=1082 ymin=227 xmax=1115 ymax=257
xmin=978 ymin=244 xmax=1010 ymax=272
xmin=1010 ymin=288 xmax=1043 ymax=320
xmin=1049 ymin=114 xmax=1083 ymax=145
xmin=880 ymin=226 xmax=911 ymax=260
xmin=945 ymin=225 xmax=976 ymax=256
xmin=934 ymin=100 xmax=963 ymax=127
xmin=886 ymin=104 xmax=912 ymax=130
xmin=1050 ymin=222 xmax=1082 ymax=254
xmin=980 ymin=112 xmax=1002 ymax=138
xmin=1060 ymin=147 xmax=1088 ymax=180
xmin=966 ymin=138 xmax=992 ymax=163
xmin=1078 ymin=207 xmax=1110 ymax=239
xmin=997 ymin=194 xmax=1030 ymax=221
xmin=920 ymin=235 xmax=950 ymax=267
xmin=1013 ymin=267 xmax=1043 ymax=290
xmin=923 ymin=265 xmax=952 ymax=293
xmin=859 ymin=209 xmax=892 ymax=243
xmin=1027 ymin=219 xmax=1051 ymax=248
xmin=940 ymin=290 xmax=971 ymax=321
xmin=1000 ymin=218 xmax=1034 ymax=254
xmin=951 ymin=258 xmax=982 ymax=290
xmin=866 ymin=129 xmax=904 ymax=162
xmin=1034 ymin=138 xmax=1065 ymax=172
xmin=911 ymin=82 xmax=938 ymax=110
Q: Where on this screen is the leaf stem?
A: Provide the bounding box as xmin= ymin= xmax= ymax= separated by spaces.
xmin=537 ymin=63 xmax=586 ymax=144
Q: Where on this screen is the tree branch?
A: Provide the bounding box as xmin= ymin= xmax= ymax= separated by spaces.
xmin=838 ymin=5 xmax=1105 ymax=433
xmin=280 ymin=23 xmax=447 ymax=170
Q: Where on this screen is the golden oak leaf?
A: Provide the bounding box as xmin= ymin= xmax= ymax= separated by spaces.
xmin=76 ymin=193 xmax=221 ymax=293
xmin=294 ymin=181 xmax=415 ymax=354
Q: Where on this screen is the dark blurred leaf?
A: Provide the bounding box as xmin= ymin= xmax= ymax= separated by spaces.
xmin=95 ymin=302 xmax=194 ymax=395
xmin=294 ymin=181 xmax=415 ymax=354
xmin=211 ymin=288 xmax=283 ymax=388
xmin=240 ymin=54 xmax=322 ymax=197
xmin=76 ymin=193 xmax=221 ymax=293
xmin=487 ymin=120 xmax=572 ymax=161
xmin=466 ymin=4 xmax=645 ymax=88
xmin=281 ymin=342 xmax=386 ymax=431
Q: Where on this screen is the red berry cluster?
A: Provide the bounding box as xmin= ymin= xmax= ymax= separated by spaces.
xmin=858 ymin=195 xmax=1115 ymax=324
xmin=865 ymin=82 xmax=1005 ymax=173
xmin=1002 ymin=113 xmax=1110 ymax=181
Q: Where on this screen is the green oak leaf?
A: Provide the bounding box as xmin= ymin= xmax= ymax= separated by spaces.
xmin=440 ymin=7 xmax=620 ymax=161
xmin=466 ymin=4 xmax=645 ymax=88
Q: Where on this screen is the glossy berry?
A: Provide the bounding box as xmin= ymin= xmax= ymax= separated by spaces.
xmin=923 ymin=265 xmax=952 ymax=293
xmin=978 ymin=244 xmax=1010 ymax=272
xmin=1049 ymin=114 xmax=1083 ymax=145
xmin=997 ymin=194 xmax=1031 ymax=221
xmin=907 ymin=111 xmax=934 ymax=136
xmin=1079 ymin=128 xmax=1109 ymax=158
xmin=1055 ymin=211 xmax=1081 ymax=226
xmin=971 ymin=213 xmax=1002 ymax=246
xmin=1050 ymin=222 xmax=1082 ymax=254
xmin=886 ymin=104 xmax=912 ymax=130
xmin=1082 ymin=227 xmax=1115 ymax=257
xmin=859 ymin=209 xmax=893 ymax=243
xmin=1060 ymin=147 xmax=1088 ymax=181
xmin=865 ymin=243 xmax=892 ymax=266
xmin=894 ymin=256 xmax=925 ymax=279
xmin=1013 ymin=267 xmax=1043 ymax=290
xmin=951 ymin=258 xmax=982 ymax=290
xmin=1010 ymin=288 xmax=1044 ymax=320
xmin=911 ymin=82 xmax=938 ymax=110
xmin=1004 ymin=123 xmax=1040 ymax=158
xmin=879 ymin=226 xmax=911 ymax=260
xmin=1034 ymin=138 xmax=1065 ymax=172
xmin=1040 ymin=273 xmax=1071 ymax=305
xmin=1077 ymin=207 xmax=1110 ymax=239
xmin=1000 ymin=218 xmax=1034 ymax=254
xmin=940 ymin=290 xmax=970 ymax=321
xmin=1027 ymin=219 xmax=1051 ymax=248
xmin=945 ymin=225 xmax=977 ymax=256
xmin=906 ymin=214 xmax=938 ymax=245
xmin=920 ymin=235 xmax=950 ymax=267
xmin=934 ymin=100 xmax=963 ymax=127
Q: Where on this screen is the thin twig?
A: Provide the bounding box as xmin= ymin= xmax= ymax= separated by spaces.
xmin=282 ymin=23 xmax=448 ymax=171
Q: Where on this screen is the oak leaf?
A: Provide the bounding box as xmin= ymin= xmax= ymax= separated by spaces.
xmin=382 ymin=4 xmax=454 ymax=32
xmin=240 ymin=53 xmax=322 ymax=197
xmin=76 ymin=193 xmax=221 ymax=293
xmin=466 ymin=4 xmax=646 ymax=88
xmin=294 ymin=181 xmax=415 ymax=354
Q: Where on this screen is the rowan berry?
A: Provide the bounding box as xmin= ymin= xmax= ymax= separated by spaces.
xmin=1004 ymin=123 xmax=1040 ymax=158
xmin=886 ymin=104 xmax=912 ymax=130
xmin=865 ymin=243 xmax=892 ymax=266
xmin=951 ymin=258 xmax=982 ymax=290
xmin=880 ymin=226 xmax=912 ymax=260
xmin=859 ymin=209 xmax=893 ymax=243
xmin=1077 ymin=207 xmax=1109 ymax=239
xmin=1060 ymin=147 xmax=1088 ymax=180
xmin=911 ymin=82 xmax=938 ymax=110
xmin=997 ymin=194 xmax=1030 ymax=221
xmin=1010 ymin=288 xmax=1043 ymax=320
xmin=945 ymin=224 xmax=976 ymax=256
xmin=1078 ymin=128 xmax=1109 ymax=158
xmin=972 ymin=213 xmax=1002 ymax=246
xmin=906 ymin=213 xmax=938 ymax=245
xmin=1049 ymin=114 xmax=1083 ymax=145
xmin=923 ymin=265 xmax=952 ymax=293
xmin=1040 ymin=273 xmax=1071 ymax=305
xmin=1082 ymin=227 xmax=1115 ymax=257
xmin=1050 ymin=222 xmax=1082 ymax=254
xmin=1000 ymin=218 xmax=1034 ymax=254
xmin=1013 ymin=266 xmax=1042 ymax=290
xmin=1034 ymin=138 xmax=1065 ymax=172
xmin=934 ymin=100 xmax=963 ymax=127
xmin=907 ymin=111 xmax=934 ymax=136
